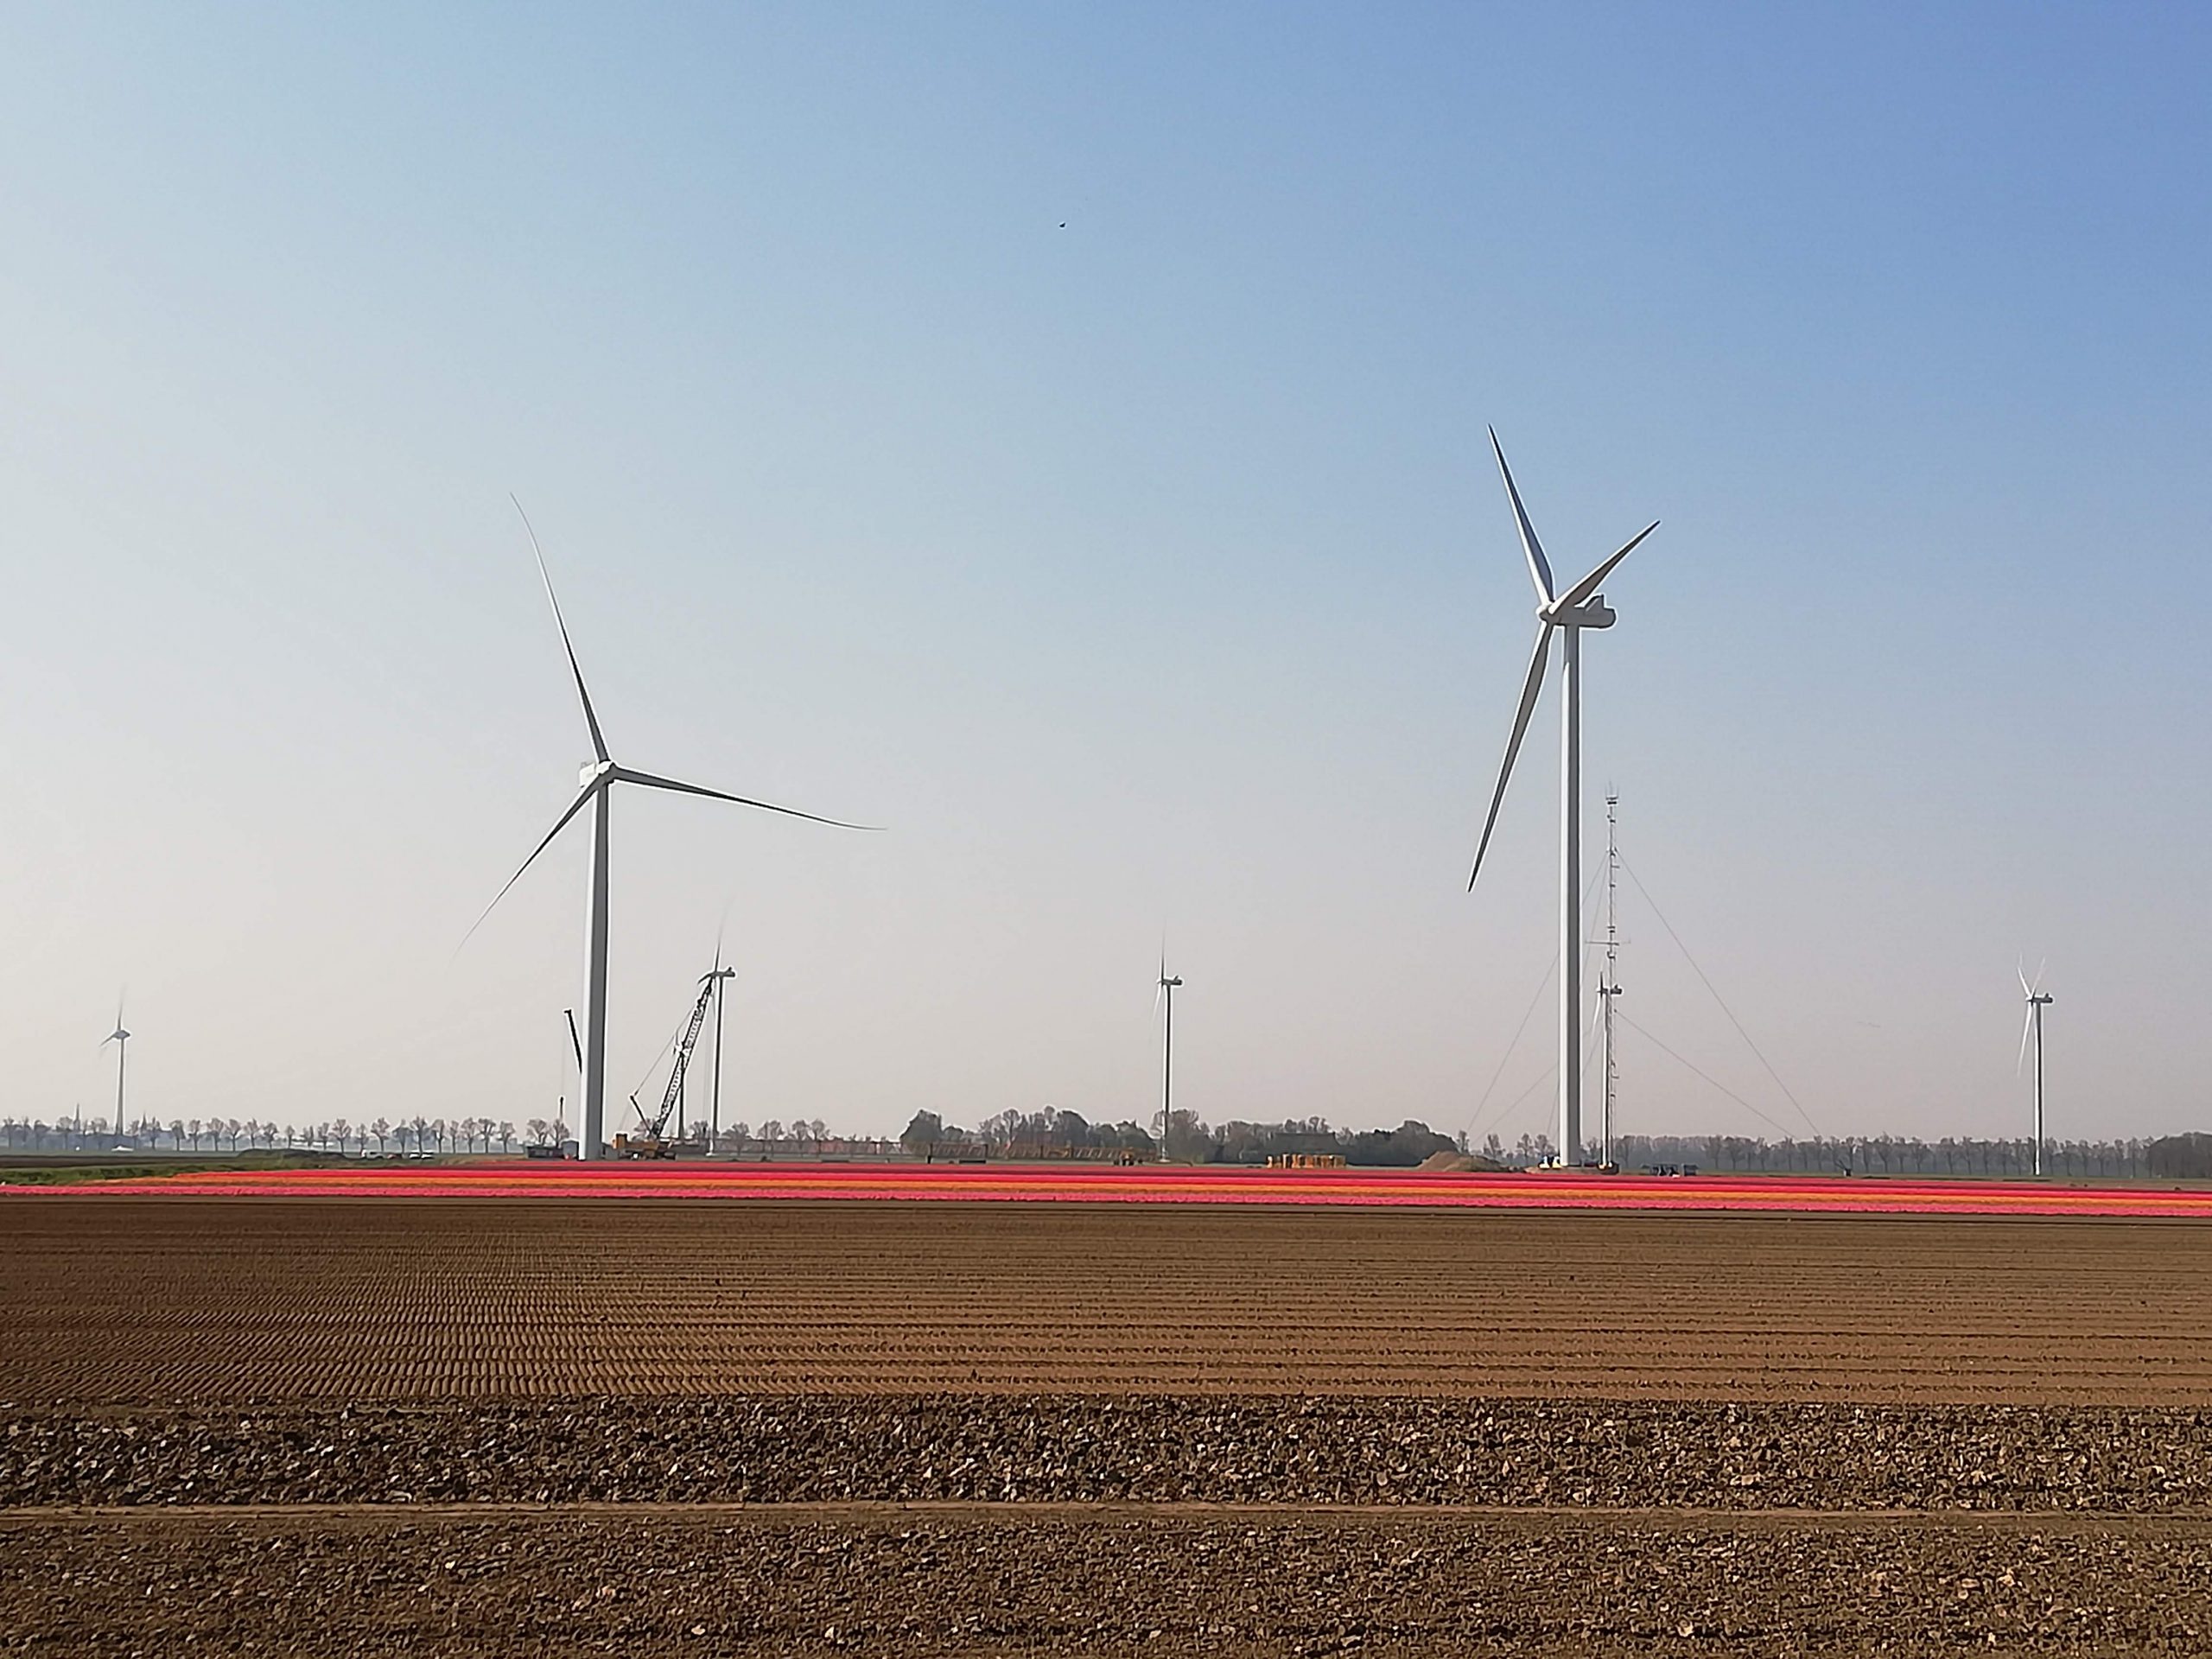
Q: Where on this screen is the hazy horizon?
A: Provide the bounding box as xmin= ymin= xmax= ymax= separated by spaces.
xmin=3 ymin=4 xmax=2208 ymax=1150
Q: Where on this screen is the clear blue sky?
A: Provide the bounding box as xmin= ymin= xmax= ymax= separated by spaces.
xmin=2 ymin=3 xmax=2207 ymax=1147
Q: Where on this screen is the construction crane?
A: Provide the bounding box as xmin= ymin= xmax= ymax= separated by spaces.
xmin=613 ymin=974 xmax=717 ymax=1159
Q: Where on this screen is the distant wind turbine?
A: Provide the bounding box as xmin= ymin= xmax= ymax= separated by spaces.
xmin=471 ymin=500 xmax=878 ymax=1160
xmin=1155 ymin=952 xmax=1183 ymax=1164
xmin=2018 ymin=961 xmax=2055 ymax=1177
xmin=703 ymin=929 xmax=737 ymax=1147
xmin=1466 ymin=430 xmax=1658 ymax=1167
xmin=100 ymin=993 xmax=130 ymax=1147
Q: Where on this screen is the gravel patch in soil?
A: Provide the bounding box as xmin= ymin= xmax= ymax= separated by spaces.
xmin=4 ymin=1509 xmax=2211 ymax=1656
xmin=6 ymin=1395 xmax=2211 ymax=1512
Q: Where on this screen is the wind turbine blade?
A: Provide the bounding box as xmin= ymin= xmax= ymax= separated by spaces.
xmin=2018 ymin=958 xmax=2031 ymax=998
xmin=705 ymin=904 xmax=729 ymax=979
xmin=2018 ymin=1007 xmax=2034 ymax=1074
xmin=2031 ymin=957 xmax=2048 ymax=996
xmin=512 ymin=497 xmax=610 ymax=765
xmin=1548 ymin=521 xmax=1660 ymax=617
xmin=461 ymin=781 xmax=600 ymax=948
xmin=613 ymin=766 xmax=880 ymax=831
xmin=1489 ymin=429 xmax=1555 ymax=605
xmin=1469 ymin=626 xmax=1554 ymax=891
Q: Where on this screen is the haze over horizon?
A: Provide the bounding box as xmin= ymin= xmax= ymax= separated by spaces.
xmin=3 ymin=3 xmax=2208 ymax=1150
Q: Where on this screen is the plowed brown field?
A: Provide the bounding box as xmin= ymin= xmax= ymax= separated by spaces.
xmin=8 ymin=1198 xmax=2212 ymax=1654
xmin=4 ymin=1198 xmax=2209 ymax=1405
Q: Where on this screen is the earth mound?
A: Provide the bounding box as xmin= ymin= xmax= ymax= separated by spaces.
xmin=1416 ymin=1149 xmax=1509 ymax=1173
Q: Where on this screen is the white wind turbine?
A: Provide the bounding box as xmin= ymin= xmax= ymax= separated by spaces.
xmin=472 ymin=502 xmax=877 ymax=1160
xmin=2018 ymin=961 xmax=2055 ymax=1177
xmin=703 ymin=931 xmax=737 ymax=1149
xmin=100 ymin=993 xmax=130 ymax=1147
xmin=1154 ymin=951 xmax=1183 ymax=1163
xmin=1467 ymin=430 xmax=1658 ymax=1167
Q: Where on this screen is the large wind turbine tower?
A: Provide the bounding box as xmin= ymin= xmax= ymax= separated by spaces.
xmin=473 ymin=502 xmax=877 ymax=1160
xmin=1467 ymin=431 xmax=1657 ymax=1167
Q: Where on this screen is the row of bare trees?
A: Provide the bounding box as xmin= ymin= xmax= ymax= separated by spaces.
xmin=697 ymin=1121 xmax=859 ymax=1154
xmin=734 ymin=1118 xmax=830 ymax=1145
xmin=1586 ymin=1133 xmax=2194 ymax=1179
xmin=0 ymin=1115 xmax=520 ymax=1157
xmin=10 ymin=1111 xmax=2198 ymax=1179
xmin=896 ymin=1109 xmax=1459 ymax=1167
xmin=0 ymin=1109 xmax=880 ymax=1159
xmin=502 ymin=1118 xmax=842 ymax=1153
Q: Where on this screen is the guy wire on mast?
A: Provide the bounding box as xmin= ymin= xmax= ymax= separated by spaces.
xmin=1597 ymin=792 xmax=1622 ymax=1172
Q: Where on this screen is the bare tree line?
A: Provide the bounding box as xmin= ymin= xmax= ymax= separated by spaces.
xmin=0 ymin=1115 xmax=518 ymax=1157
xmin=10 ymin=1110 xmax=2205 ymax=1180
xmin=0 ymin=1109 xmax=899 ymax=1160
xmin=900 ymin=1109 xmax=1461 ymax=1167
xmin=1586 ymin=1132 xmax=2210 ymax=1179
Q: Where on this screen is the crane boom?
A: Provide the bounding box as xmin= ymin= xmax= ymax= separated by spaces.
xmin=650 ymin=979 xmax=716 ymax=1138
xmin=616 ymin=978 xmax=716 ymax=1156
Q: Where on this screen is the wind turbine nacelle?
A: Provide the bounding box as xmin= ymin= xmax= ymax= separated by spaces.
xmin=579 ymin=759 xmax=616 ymax=788
xmin=1554 ymin=597 xmax=1617 ymax=629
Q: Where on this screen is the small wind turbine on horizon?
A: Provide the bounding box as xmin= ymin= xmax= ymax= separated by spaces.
xmin=2018 ymin=961 xmax=2055 ymax=1177
xmin=470 ymin=500 xmax=879 ymax=1160
xmin=1466 ymin=429 xmax=1658 ymax=1168
xmin=100 ymin=993 xmax=130 ymax=1147
xmin=703 ymin=928 xmax=737 ymax=1147
xmin=1155 ymin=951 xmax=1183 ymax=1164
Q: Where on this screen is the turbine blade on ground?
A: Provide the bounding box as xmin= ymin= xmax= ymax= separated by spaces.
xmin=1489 ymin=429 xmax=1555 ymax=605
xmin=512 ymin=497 xmax=610 ymax=765
xmin=1549 ymin=521 xmax=1660 ymax=617
xmin=1469 ymin=626 xmax=1554 ymax=891
xmin=461 ymin=781 xmax=601 ymax=948
xmin=614 ymin=766 xmax=880 ymax=830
